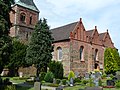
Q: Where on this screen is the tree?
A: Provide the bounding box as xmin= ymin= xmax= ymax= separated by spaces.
xmin=26 ymin=18 xmax=54 ymax=72
xmin=48 ymin=61 xmax=64 ymax=79
xmin=104 ymin=48 xmax=119 ymax=74
xmin=0 ymin=0 xmax=14 ymax=73
xmin=6 ymin=39 xmax=27 ymax=76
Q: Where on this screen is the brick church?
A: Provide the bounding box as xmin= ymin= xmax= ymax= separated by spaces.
xmin=9 ymin=0 xmax=115 ymax=76
xmin=51 ymin=18 xmax=114 ymax=76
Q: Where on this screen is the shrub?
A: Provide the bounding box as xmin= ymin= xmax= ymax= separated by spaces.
xmin=56 ymin=79 xmax=61 ymax=84
xmin=101 ymin=73 xmax=107 ymax=79
xmin=48 ymin=61 xmax=64 ymax=79
xmin=115 ymin=80 xmax=120 ymax=88
xmin=40 ymin=72 xmax=46 ymax=81
xmin=44 ymin=71 xmax=54 ymax=83
xmin=68 ymin=71 xmax=75 ymax=81
xmin=98 ymin=79 xmax=102 ymax=86
xmin=81 ymin=79 xmax=89 ymax=85
xmin=74 ymin=78 xmax=81 ymax=83
xmin=4 ymin=85 xmax=16 ymax=90
xmin=62 ymin=79 xmax=67 ymax=85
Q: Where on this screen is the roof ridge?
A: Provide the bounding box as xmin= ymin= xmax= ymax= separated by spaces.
xmin=51 ymin=21 xmax=78 ymax=30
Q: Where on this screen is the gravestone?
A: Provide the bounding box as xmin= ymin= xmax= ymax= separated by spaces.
xmin=75 ymin=72 xmax=79 ymax=78
xmin=106 ymin=80 xmax=115 ymax=86
xmin=70 ymin=78 xmax=74 ymax=86
xmin=19 ymin=72 xmax=23 ymax=78
xmin=34 ymin=82 xmax=41 ymax=90
xmin=56 ymin=86 xmax=64 ymax=90
xmin=85 ymin=73 xmax=90 ymax=80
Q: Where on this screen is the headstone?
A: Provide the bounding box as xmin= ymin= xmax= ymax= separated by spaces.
xmin=94 ymin=78 xmax=99 ymax=86
xmin=85 ymin=73 xmax=90 ymax=80
xmin=106 ymin=80 xmax=115 ymax=86
xmin=56 ymin=86 xmax=64 ymax=90
xmin=53 ymin=78 xmax=56 ymax=84
xmin=75 ymin=72 xmax=79 ymax=78
xmin=116 ymin=71 xmax=120 ymax=80
xmin=34 ymin=82 xmax=41 ymax=90
xmin=70 ymin=78 xmax=74 ymax=86
xmin=19 ymin=72 xmax=23 ymax=78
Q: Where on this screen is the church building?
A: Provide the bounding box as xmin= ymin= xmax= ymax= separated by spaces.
xmin=51 ymin=18 xmax=114 ymax=76
xmin=9 ymin=0 xmax=115 ymax=76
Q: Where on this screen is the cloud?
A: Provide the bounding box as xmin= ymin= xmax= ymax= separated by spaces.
xmin=34 ymin=0 xmax=120 ymax=52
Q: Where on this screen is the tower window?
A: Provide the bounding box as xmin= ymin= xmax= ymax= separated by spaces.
xmin=30 ymin=16 xmax=32 ymax=24
xmin=20 ymin=13 xmax=26 ymax=23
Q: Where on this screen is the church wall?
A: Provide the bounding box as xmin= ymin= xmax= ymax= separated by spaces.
xmin=52 ymin=41 xmax=71 ymax=76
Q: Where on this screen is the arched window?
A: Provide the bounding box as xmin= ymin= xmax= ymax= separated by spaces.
xmin=57 ymin=47 xmax=62 ymax=61
xmin=80 ymin=46 xmax=84 ymax=61
xmin=94 ymin=49 xmax=98 ymax=61
xmin=20 ymin=13 xmax=26 ymax=23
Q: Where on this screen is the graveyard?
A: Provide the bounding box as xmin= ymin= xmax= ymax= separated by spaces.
xmin=1 ymin=69 xmax=120 ymax=90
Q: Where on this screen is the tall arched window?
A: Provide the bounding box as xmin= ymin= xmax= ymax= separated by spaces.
xmin=80 ymin=46 xmax=84 ymax=61
xmin=94 ymin=49 xmax=98 ymax=61
xmin=20 ymin=13 xmax=26 ymax=23
xmin=57 ymin=47 xmax=62 ymax=61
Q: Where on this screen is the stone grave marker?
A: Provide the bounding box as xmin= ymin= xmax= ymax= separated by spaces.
xmin=70 ymin=78 xmax=74 ymax=86
xmin=75 ymin=71 xmax=79 ymax=78
xmin=85 ymin=73 xmax=90 ymax=80
xmin=34 ymin=82 xmax=41 ymax=90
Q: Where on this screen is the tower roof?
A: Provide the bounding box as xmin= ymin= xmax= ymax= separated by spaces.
xmin=15 ymin=0 xmax=39 ymax=12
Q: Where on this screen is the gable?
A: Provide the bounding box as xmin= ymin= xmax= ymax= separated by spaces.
xmin=72 ymin=18 xmax=87 ymax=41
xmin=103 ymin=32 xmax=114 ymax=48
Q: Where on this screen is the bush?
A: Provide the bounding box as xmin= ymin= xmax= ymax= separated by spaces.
xmin=74 ymin=78 xmax=81 ymax=83
xmin=62 ymin=79 xmax=67 ymax=85
xmin=81 ymin=79 xmax=89 ymax=85
xmin=101 ymin=73 xmax=107 ymax=79
xmin=115 ymin=80 xmax=120 ymax=88
xmin=40 ymin=72 xmax=46 ymax=81
xmin=56 ymin=79 xmax=61 ymax=84
xmin=44 ymin=71 xmax=54 ymax=83
xmin=48 ymin=61 xmax=64 ymax=79
xmin=68 ymin=71 xmax=75 ymax=81
xmin=4 ymin=85 xmax=16 ymax=90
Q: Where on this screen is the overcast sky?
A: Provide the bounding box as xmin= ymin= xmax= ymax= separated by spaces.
xmin=32 ymin=0 xmax=120 ymax=52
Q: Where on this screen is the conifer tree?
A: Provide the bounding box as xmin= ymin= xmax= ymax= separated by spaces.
xmin=0 ymin=0 xmax=14 ymax=73
xmin=26 ymin=18 xmax=54 ymax=72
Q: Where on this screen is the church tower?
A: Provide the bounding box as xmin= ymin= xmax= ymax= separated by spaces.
xmin=10 ymin=0 xmax=39 ymax=42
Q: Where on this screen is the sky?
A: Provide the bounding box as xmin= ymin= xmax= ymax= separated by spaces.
xmin=26 ymin=0 xmax=120 ymax=52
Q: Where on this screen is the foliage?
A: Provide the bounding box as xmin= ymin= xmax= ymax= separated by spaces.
xmin=48 ymin=60 xmax=64 ymax=79
xmin=98 ymin=79 xmax=102 ymax=86
xmin=4 ymin=85 xmax=16 ymax=90
xmin=25 ymin=18 xmax=54 ymax=72
xmin=115 ymin=80 xmax=120 ymax=88
xmin=104 ymin=48 xmax=119 ymax=74
xmin=0 ymin=0 xmax=15 ymax=74
xmin=62 ymin=79 xmax=67 ymax=85
xmin=6 ymin=39 xmax=27 ymax=76
xmin=101 ymin=73 xmax=107 ymax=79
xmin=81 ymin=79 xmax=89 ymax=85
xmin=89 ymin=78 xmax=94 ymax=87
xmin=56 ymin=79 xmax=61 ymax=84
xmin=68 ymin=71 xmax=75 ymax=81
xmin=74 ymin=78 xmax=81 ymax=83
xmin=44 ymin=71 xmax=54 ymax=83
xmin=40 ymin=72 xmax=46 ymax=81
